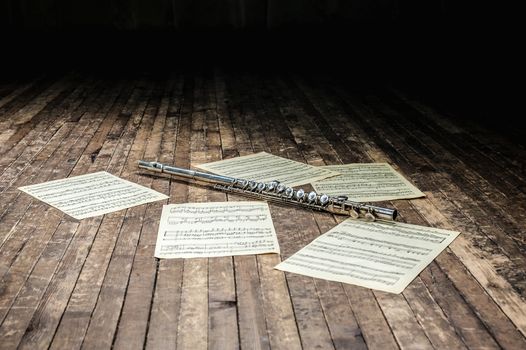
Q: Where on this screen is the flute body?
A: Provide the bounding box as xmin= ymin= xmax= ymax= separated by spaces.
xmin=138 ymin=160 xmax=397 ymax=221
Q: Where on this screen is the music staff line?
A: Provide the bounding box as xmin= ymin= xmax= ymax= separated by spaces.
xmin=169 ymin=204 xmax=266 ymax=214
xmin=167 ymin=214 xmax=268 ymax=225
xmin=328 ymin=232 xmax=433 ymax=254
xmin=340 ymin=222 xmax=450 ymax=242
xmin=309 ymin=241 xmax=419 ymax=268
xmin=284 ymin=256 xmax=401 ymax=286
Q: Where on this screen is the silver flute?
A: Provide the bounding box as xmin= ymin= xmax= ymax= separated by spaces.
xmin=138 ymin=160 xmax=397 ymax=221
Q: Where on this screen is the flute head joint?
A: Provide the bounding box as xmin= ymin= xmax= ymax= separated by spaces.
xmin=138 ymin=160 xmax=164 ymax=172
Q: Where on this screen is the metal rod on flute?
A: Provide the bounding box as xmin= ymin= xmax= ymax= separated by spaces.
xmin=138 ymin=160 xmax=397 ymax=221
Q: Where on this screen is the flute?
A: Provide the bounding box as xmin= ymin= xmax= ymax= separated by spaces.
xmin=138 ymin=160 xmax=397 ymax=221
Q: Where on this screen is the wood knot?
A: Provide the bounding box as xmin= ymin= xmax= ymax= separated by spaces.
xmin=209 ymin=300 xmax=237 ymax=309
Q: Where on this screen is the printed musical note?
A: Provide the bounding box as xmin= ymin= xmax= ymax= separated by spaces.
xmin=195 ymin=151 xmax=340 ymax=187
xmin=154 ymin=201 xmax=280 ymax=259
xmin=169 ymin=204 xmax=264 ymax=214
xmin=275 ymin=219 xmax=460 ymax=294
xmin=18 ymin=171 xmax=168 ymax=219
xmin=167 ymin=214 xmax=268 ymax=225
xmin=311 ymin=163 xmax=425 ymax=202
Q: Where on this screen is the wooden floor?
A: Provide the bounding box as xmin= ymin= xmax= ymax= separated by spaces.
xmin=0 ymin=69 xmax=525 ymax=350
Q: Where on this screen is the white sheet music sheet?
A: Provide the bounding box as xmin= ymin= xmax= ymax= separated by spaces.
xmin=275 ymin=219 xmax=459 ymax=294
xmin=18 ymin=171 xmax=169 ymax=220
xmin=196 ymin=151 xmax=340 ymax=187
xmin=154 ymin=201 xmax=280 ymax=259
xmin=312 ymin=163 xmax=425 ymax=202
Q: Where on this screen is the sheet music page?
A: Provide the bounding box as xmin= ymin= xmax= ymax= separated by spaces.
xmin=312 ymin=163 xmax=425 ymax=202
xmin=18 ymin=171 xmax=169 ymax=220
xmin=275 ymin=219 xmax=459 ymax=294
xmin=154 ymin=201 xmax=280 ymax=259
xmin=196 ymin=152 xmax=340 ymax=187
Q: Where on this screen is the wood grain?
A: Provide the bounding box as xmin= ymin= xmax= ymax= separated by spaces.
xmin=0 ymin=70 xmax=524 ymax=350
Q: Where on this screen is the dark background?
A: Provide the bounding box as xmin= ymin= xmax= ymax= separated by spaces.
xmin=1 ymin=1 xmax=521 ymax=131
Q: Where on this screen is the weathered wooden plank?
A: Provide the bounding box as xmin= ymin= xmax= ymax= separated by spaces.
xmin=274 ymin=75 xmax=422 ymax=349
xmin=0 ymin=76 xmax=57 ymax=123
xmin=323 ymin=81 xmax=526 ymax=345
xmin=410 ymin=196 xmax=526 ymax=348
xmin=0 ymin=78 xmax=100 ymax=184
xmin=0 ymin=80 xmax=119 ymax=287
xmin=0 ymin=124 xmax=73 ymax=244
xmin=0 ymin=81 xmax=79 ymax=160
xmin=177 ymin=257 xmax=209 ymax=349
xmin=145 ymin=73 xmax=192 ymax=350
xmin=344 ymin=285 xmax=400 ymax=350
xmin=272 ymin=77 xmax=340 ymax=166
xmin=0 ymin=79 xmax=40 ymax=109
xmin=229 ymin=72 xmax=268 ymax=153
xmin=208 ymin=256 xmax=238 ymax=350
xmin=215 ymin=70 xmax=272 ymax=350
xmin=0 ymin=70 xmax=525 ymax=350
xmin=9 ymin=75 xmax=73 ymax=126
xmin=216 ymin=71 xmax=303 ymax=349
xmin=369 ymin=94 xmax=526 ymax=262
xmin=0 ymin=75 xmax=73 ymax=144
xmin=420 ymin=261 xmax=501 ymax=349
xmin=391 ymin=89 xmax=526 ymax=185
xmin=307 ymin=212 xmax=368 ymax=350
xmin=227 ymin=72 xmax=303 ymax=349
xmin=0 ymin=80 xmax=125 ymax=349
xmin=213 ymin=69 xmax=238 ymax=159
xmin=383 ymin=91 xmax=526 ymax=210
xmin=0 ymin=79 xmax=108 ymax=244
xmin=176 ymin=139 xmax=209 ymax=350
xmin=196 ymin=71 xmax=240 ymax=350
xmin=402 ymin=277 xmax=467 ymax=350
xmin=75 ymin=81 xmax=162 ymax=350
xmin=288 ymin=76 xmax=371 ymax=164
xmin=113 ymin=80 xmax=173 ymax=349
xmin=254 ymin=76 xmax=337 ymax=350
xmin=290 ymin=76 xmax=459 ymax=349
xmin=113 ymin=76 xmax=179 ymax=350
xmin=337 ymin=87 xmax=526 ymax=344
xmin=175 ymin=73 xmax=218 ymax=350
xmin=311 ymin=277 xmax=368 ymax=350
xmin=375 ymin=292 xmax=434 ymax=349
xmin=38 ymin=81 xmax=151 ymax=348
xmin=292 ymin=96 xmax=445 ymax=348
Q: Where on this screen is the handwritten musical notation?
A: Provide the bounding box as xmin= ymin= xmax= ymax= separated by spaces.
xmin=18 ymin=171 xmax=169 ymax=220
xmin=312 ymin=163 xmax=425 ymax=202
xmin=195 ymin=151 xmax=340 ymax=187
xmin=275 ymin=219 xmax=460 ymax=294
xmin=154 ymin=201 xmax=280 ymax=259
